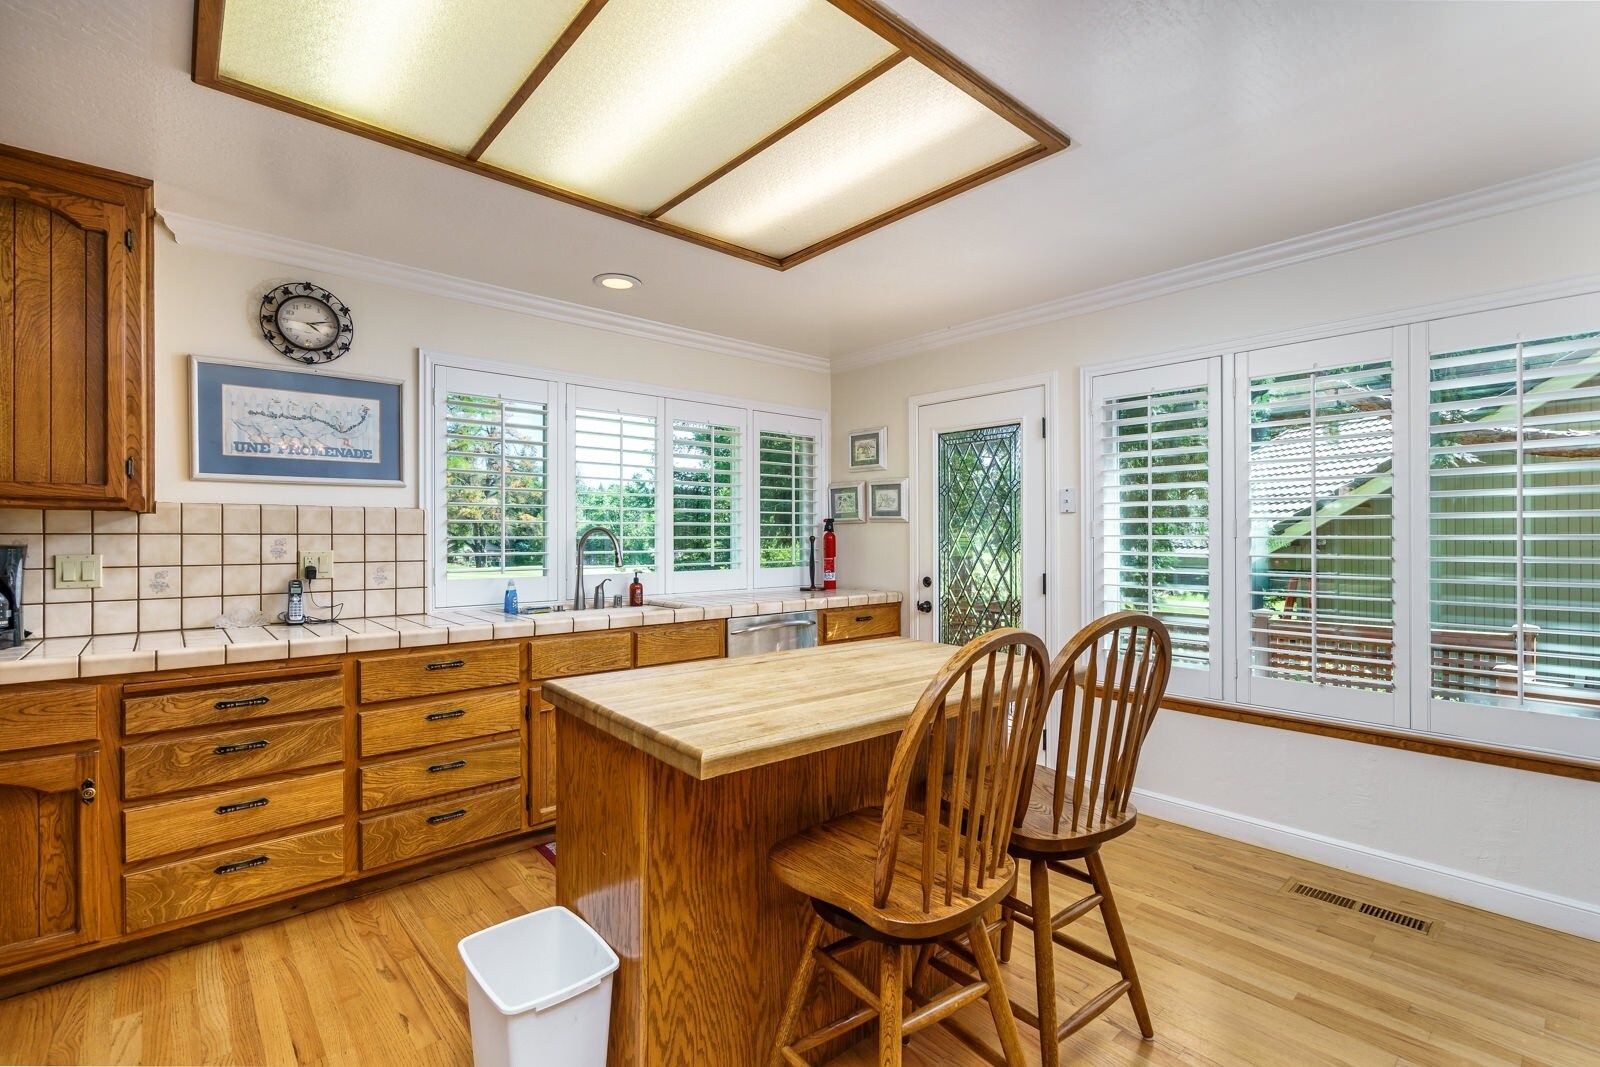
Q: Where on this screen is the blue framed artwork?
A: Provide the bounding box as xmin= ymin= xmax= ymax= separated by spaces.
xmin=191 ymin=356 xmax=404 ymax=485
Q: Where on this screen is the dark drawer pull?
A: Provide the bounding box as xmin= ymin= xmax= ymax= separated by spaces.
xmin=214 ymin=855 xmax=269 ymax=876
xmin=425 ymin=659 xmax=466 ymax=671
xmin=426 ymin=808 xmax=467 ymax=825
xmin=213 ymin=739 xmax=270 ymax=755
xmin=855 ymin=615 xmax=872 ymax=622
xmin=428 ymin=760 xmax=468 ymax=774
xmin=426 ymin=709 xmax=467 ymax=722
xmin=215 ymin=797 xmax=269 ymax=815
xmin=215 ymin=696 xmax=270 ymax=710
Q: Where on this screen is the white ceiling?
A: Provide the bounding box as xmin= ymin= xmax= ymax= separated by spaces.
xmin=4 ymin=0 xmax=1600 ymax=361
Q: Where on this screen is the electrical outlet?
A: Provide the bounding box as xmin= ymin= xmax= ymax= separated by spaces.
xmin=1059 ymin=488 xmax=1077 ymax=514
xmin=54 ymin=553 xmax=103 ymax=589
xmin=299 ymin=550 xmax=334 ymax=580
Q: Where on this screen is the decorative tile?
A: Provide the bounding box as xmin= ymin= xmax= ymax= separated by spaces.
xmin=223 ymin=565 xmax=261 ymax=596
xmin=223 ymin=534 xmax=262 ymax=566
xmin=92 ymin=600 xmax=138 ymax=634
xmin=222 ymin=504 xmax=262 ymax=534
xmin=261 ymin=504 xmax=297 ymax=534
xmin=92 ymin=510 xmax=138 ymax=534
xmin=44 ymin=602 xmax=91 ymax=637
xmin=44 ymin=510 xmax=91 ymax=534
xmin=364 ymin=562 xmax=393 ymax=589
xmin=364 ymin=535 xmax=396 ymax=562
xmin=139 ymin=534 xmax=181 ymax=567
xmin=96 ymin=567 xmax=139 ymax=601
xmin=397 ymin=508 xmax=426 ymax=535
xmin=138 ymin=501 xmax=182 ymax=534
xmin=332 ymin=507 xmax=364 ymax=534
xmin=181 ymin=534 xmax=222 ymax=566
xmin=261 ymin=534 xmax=296 ymax=564
xmin=182 ymin=566 xmax=222 ymax=598
xmin=0 ymin=509 xmax=43 ymax=534
xmin=138 ymin=599 xmax=181 ymax=631
xmin=396 ymin=535 xmax=425 ymax=561
xmin=138 ymin=566 xmax=178 ymax=599
xmin=182 ymin=596 xmax=222 ymax=629
xmin=96 ymin=533 xmax=137 ymax=567
xmin=181 ymin=502 xmax=222 ymax=534
xmin=297 ymin=506 xmax=331 ymax=534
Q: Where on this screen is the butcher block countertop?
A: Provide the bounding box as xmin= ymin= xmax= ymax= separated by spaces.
xmin=543 ymin=637 xmax=959 ymax=780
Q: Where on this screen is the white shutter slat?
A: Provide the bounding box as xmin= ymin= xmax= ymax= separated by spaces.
xmin=757 ymin=428 xmax=818 ymax=572
xmin=671 ymin=418 xmax=741 ymax=574
xmin=574 ymin=406 xmax=658 ymax=571
xmin=442 ymin=391 xmax=549 ymax=584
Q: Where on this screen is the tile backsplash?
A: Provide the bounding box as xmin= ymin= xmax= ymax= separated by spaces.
xmin=0 ymin=503 xmax=428 ymax=638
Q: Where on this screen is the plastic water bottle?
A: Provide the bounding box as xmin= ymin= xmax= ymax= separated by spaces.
xmin=503 ymin=580 xmax=518 ymax=615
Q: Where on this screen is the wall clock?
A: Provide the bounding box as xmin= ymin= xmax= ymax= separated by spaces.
xmin=259 ymin=281 xmax=353 ymax=364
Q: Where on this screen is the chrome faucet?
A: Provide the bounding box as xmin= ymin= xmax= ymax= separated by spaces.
xmin=592 ymin=577 xmax=612 ymax=610
xmin=574 ymin=526 xmax=622 ymax=610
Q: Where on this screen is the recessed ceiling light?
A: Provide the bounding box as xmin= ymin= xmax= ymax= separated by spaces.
xmin=593 ymin=273 xmax=642 ymax=290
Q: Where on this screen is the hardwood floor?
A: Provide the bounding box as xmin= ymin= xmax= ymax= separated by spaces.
xmin=2 ymin=817 xmax=1597 ymax=1066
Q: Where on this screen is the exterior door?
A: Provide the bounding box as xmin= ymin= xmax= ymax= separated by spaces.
xmin=912 ymin=387 xmax=1048 ymax=648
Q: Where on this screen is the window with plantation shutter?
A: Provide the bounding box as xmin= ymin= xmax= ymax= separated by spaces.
xmin=572 ymin=387 xmax=658 ymax=573
xmin=755 ymin=412 xmax=820 ymax=580
xmin=669 ymin=402 xmax=744 ymax=589
xmin=1090 ymin=360 xmax=1222 ymax=698
xmin=1239 ymin=331 xmax=1402 ymax=725
xmin=434 ymin=366 xmax=552 ymax=607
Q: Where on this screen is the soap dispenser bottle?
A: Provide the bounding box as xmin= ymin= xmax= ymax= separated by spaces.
xmin=629 ymin=571 xmax=644 ymax=607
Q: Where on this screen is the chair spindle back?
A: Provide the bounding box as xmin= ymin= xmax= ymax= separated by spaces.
xmin=1045 ymin=612 xmax=1172 ymax=836
xmin=874 ymin=628 xmax=1049 ymax=912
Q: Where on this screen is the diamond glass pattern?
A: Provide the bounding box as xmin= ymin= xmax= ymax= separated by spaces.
xmin=937 ymin=423 xmax=1022 ymax=646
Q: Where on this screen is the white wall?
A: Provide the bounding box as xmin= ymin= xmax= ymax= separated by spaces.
xmin=153 ymin=228 xmax=830 ymax=505
xmin=831 ymin=188 xmax=1600 ymax=935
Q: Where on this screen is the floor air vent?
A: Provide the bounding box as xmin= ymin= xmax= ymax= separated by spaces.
xmin=1287 ymin=881 xmax=1434 ymax=933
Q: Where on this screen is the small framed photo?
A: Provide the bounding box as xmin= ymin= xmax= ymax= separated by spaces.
xmin=867 ymin=478 xmax=909 ymax=521
xmin=828 ymin=482 xmax=865 ymax=523
xmin=847 ymin=426 xmax=888 ymax=471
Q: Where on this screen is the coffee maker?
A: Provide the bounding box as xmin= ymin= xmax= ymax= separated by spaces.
xmin=0 ymin=544 xmax=26 ymax=647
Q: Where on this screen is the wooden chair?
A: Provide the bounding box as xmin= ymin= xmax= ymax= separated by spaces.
xmin=767 ymin=628 xmax=1050 ymax=1067
xmin=999 ymin=612 xmax=1172 ymax=1067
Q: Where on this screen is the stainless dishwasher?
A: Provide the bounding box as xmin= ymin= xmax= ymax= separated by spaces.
xmin=726 ymin=609 xmax=818 ymax=657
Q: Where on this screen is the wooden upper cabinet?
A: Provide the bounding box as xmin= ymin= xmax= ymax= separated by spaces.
xmin=0 ymin=145 xmax=153 ymax=510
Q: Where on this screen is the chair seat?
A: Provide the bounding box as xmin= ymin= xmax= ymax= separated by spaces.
xmin=769 ymin=806 xmax=1017 ymax=942
xmin=1009 ymin=765 xmax=1138 ymax=856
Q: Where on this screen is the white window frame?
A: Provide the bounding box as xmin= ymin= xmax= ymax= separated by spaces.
xmin=1080 ymin=282 xmax=1600 ymax=762
xmin=666 ymin=398 xmax=749 ymax=593
xmin=421 ymin=349 xmax=827 ymax=608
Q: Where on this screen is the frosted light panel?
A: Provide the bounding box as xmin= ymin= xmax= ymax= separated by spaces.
xmin=216 ymin=0 xmax=589 ymax=154
xmin=660 ymin=61 xmax=1038 ymax=257
xmin=479 ymin=0 xmax=897 ymax=213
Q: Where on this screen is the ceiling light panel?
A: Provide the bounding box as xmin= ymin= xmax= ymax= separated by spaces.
xmin=216 ymin=0 xmax=589 ymax=154
xmin=659 ymin=60 xmax=1038 ymax=258
xmin=479 ymin=0 xmax=897 ymax=213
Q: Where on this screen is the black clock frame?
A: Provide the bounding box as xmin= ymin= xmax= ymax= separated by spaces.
xmin=259 ymin=281 xmax=354 ymax=364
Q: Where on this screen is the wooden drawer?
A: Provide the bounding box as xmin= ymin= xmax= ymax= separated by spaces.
xmin=821 ymin=605 xmax=900 ymax=643
xmin=359 ymin=738 xmax=521 ymax=812
xmin=122 ymin=714 xmax=344 ymax=800
xmin=124 ymin=673 xmax=343 ymax=735
xmin=357 ymin=644 xmax=520 ymax=704
xmin=359 ymin=783 xmax=522 ymax=870
xmin=123 ymin=825 xmax=345 ymax=933
xmin=123 ymin=769 xmax=344 ymax=863
xmin=635 ymin=620 xmax=725 ymax=667
xmin=528 ymin=631 xmax=632 ymax=680
xmin=0 ymin=684 xmax=98 ymax=753
xmin=358 ymin=689 xmax=521 ymax=759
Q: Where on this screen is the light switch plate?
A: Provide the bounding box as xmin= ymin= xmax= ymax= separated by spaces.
xmin=300 ymin=550 xmax=334 ymax=580
xmin=54 ymin=553 xmax=104 ymax=589
xmin=1059 ymin=488 xmax=1077 ymax=514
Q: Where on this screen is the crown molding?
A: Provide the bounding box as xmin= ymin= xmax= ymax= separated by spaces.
xmin=158 ymin=211 xmax=831 ymax=374
xmin=835 ymin=155 xmax=1600 ymax=372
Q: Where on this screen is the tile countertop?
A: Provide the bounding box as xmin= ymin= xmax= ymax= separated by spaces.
xmin=0 ymin=590 xmax=902 ymax=686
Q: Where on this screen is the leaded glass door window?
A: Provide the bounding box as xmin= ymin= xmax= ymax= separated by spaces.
xmin=937 ymin=423 xmax=1023 ymax=645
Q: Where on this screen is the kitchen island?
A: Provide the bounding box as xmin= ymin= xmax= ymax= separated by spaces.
xmin=544 ymin=637 xmax=960 ymax=1067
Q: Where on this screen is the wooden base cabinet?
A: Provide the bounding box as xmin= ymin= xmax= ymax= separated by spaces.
xmin=0 ymin=747 xmax=101 ymax=969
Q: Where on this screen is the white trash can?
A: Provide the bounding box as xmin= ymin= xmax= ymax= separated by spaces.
xmin=458 ymin=906 xmax=621 ymax=1067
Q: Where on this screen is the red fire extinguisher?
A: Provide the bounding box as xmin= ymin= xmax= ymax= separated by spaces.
xmin=822 ymin=518 xmax=837 ymax=591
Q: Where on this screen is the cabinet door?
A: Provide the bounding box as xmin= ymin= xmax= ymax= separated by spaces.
xmin=0 ymin=146 xmax=152 ymax=510
xmin=533 ymin=698 xmax=557 ymax=826
xmin=0 ymin=748 xmax=100 ymax=965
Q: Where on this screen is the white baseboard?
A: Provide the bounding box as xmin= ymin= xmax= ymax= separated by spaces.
xmin=1130 ymin=787 xmax=1600 ymax=942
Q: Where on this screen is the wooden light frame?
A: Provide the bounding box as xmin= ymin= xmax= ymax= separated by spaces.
xmin=190 ymin=0 xmax=1069 ymax=271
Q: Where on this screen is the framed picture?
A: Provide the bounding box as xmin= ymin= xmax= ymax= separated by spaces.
xmin=828 ymin=481 xmax=865 ymax=523
xmin=847 ymin=426 xmax=888 ymax=471
xmin=867 ymin=478 xmax=909 ymax=521
xmin=191 ymin=356 xmax=405 ymax=485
